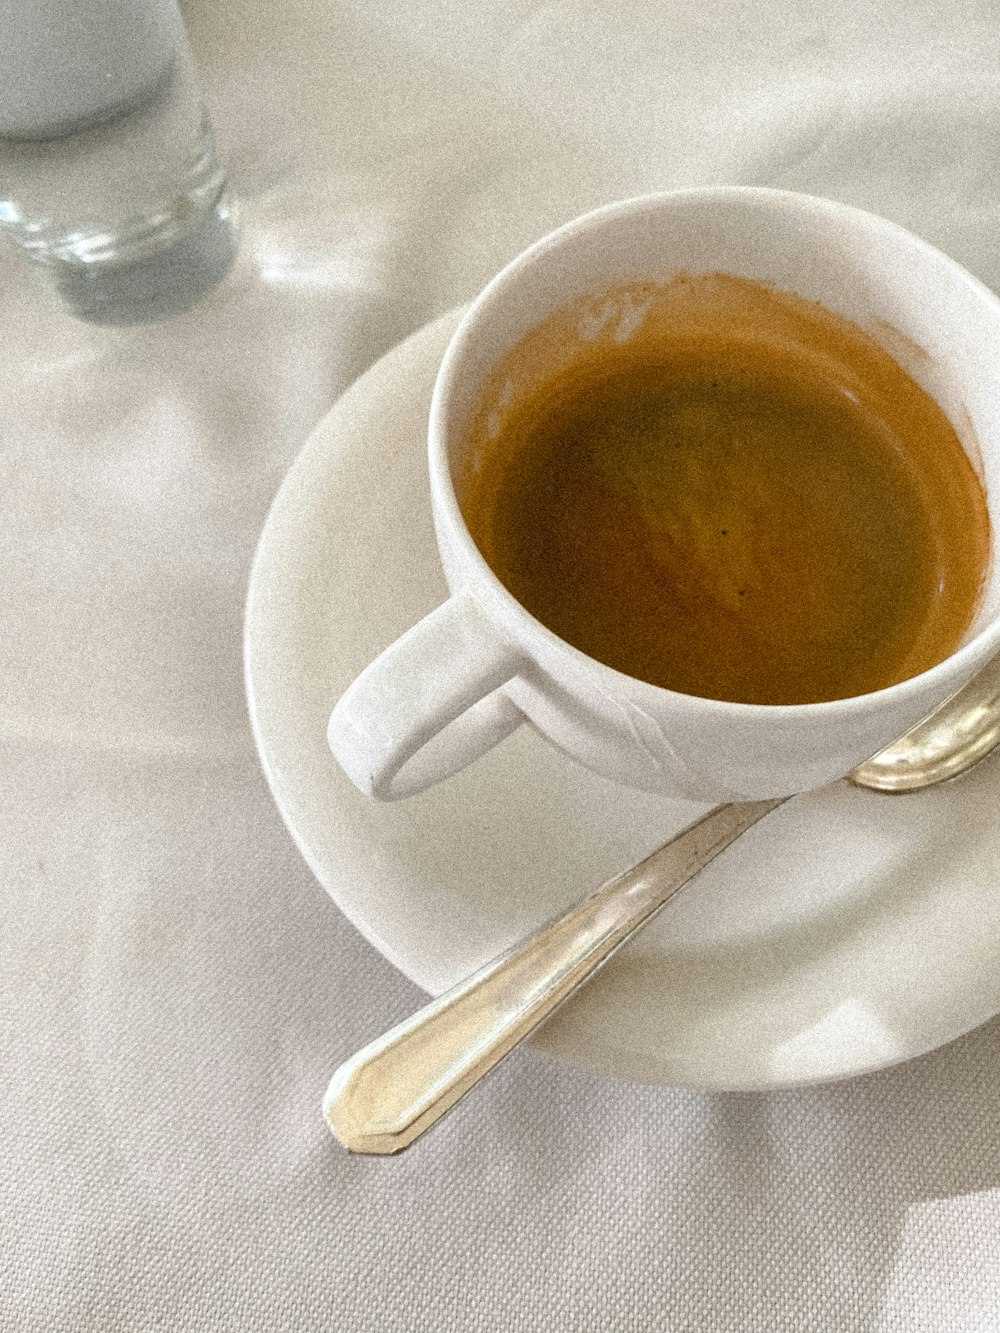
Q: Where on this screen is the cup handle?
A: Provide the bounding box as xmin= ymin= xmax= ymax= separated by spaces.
xmin=328 ymin=590 xmax=526 ymax=800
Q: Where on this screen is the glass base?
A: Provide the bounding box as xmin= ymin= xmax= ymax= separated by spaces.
xmin=49 ymin=189 xmax=238 ymax=326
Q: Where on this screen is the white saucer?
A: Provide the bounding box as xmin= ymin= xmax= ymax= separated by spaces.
xmin=245 ymin=307 xmax=1000 ymax=1090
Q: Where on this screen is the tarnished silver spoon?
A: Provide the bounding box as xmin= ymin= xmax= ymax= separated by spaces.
xmin=325 ymin=653 xmax=1000 ymax=1154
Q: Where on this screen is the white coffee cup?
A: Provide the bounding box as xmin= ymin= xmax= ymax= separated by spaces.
xmin=328 ymin=187 xmax=1000 ymax=802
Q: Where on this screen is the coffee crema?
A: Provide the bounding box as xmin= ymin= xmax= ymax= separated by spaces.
xmin=460 ymin=274 xmax=990 ymax=705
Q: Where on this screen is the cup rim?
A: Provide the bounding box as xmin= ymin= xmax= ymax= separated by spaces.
xmin=428 ymin=185 xmax=1000 ymax=719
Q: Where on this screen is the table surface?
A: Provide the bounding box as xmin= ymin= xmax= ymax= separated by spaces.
xmin=4 ymin=1 xmax=1000 ymax=1329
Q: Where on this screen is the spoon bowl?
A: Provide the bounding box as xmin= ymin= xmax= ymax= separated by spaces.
xmin=851 ymin=652 xmax=1000 ymax=790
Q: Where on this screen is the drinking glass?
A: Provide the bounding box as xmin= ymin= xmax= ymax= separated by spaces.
xmin=0 ymin=0 xmax=236 ymax=324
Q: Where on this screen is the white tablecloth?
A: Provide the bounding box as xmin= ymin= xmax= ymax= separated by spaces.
xmin=4 ymin=1 xmax=1000 ymax=1327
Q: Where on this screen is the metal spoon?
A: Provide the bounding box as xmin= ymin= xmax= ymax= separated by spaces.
xmin=324 ymin=653 xmax=1000 ymax=1154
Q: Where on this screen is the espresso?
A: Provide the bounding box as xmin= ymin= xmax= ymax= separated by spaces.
xmin=461 ymin=275 xmax=990 ymax=705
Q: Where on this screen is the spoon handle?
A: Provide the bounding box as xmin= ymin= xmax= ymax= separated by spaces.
xmin=323 ymin=797 xmax=784 ymax=1154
